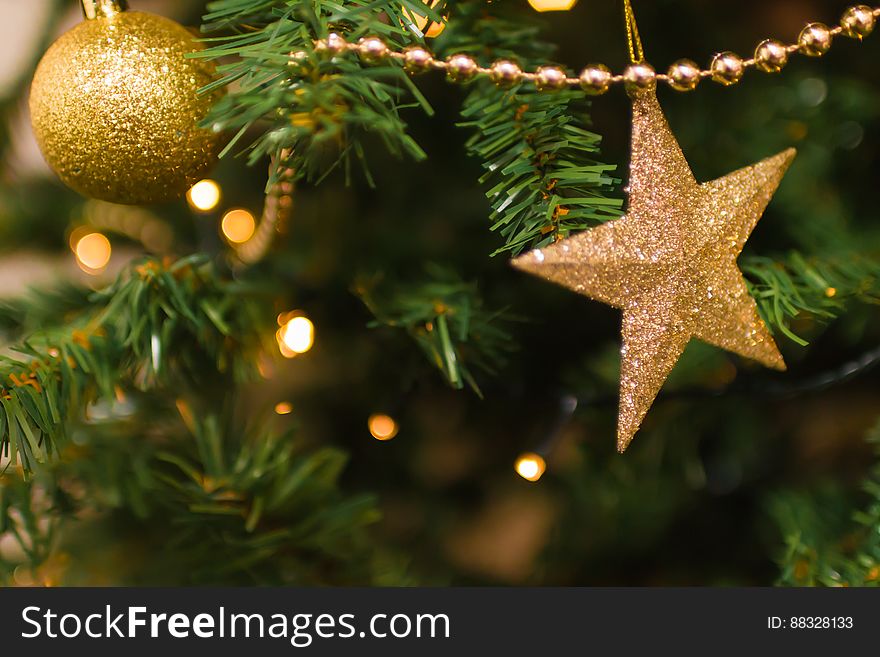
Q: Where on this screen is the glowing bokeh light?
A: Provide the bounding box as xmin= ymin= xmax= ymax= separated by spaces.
xmin=221 ymin=209 xmax=257 ymax=244
xmin=528 ymin=0 xmax=578 ymax=12
xmin=74 ymin=232 xmax=112 ymax=272
xmin=408 ymin=0 xmax=445 ymax=37
xmin=186 ymin=179 xmax=222 ymax=212
xmin=277 ymin=315 xmax=315 ymax=357
xmin=514 ymin=453 xmax=546 ymax=482
xmin=368 ymin=413 xmax=399 ymax=441
xmin=274 ymin=402 xmax=294 ymax=415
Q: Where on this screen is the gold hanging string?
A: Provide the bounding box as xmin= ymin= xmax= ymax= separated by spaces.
xmin=81 ymin=0 xmax=128 ymax=20
xmin=233 ymin=151 xmax=295 ymax=266
xmin=623 ymin=0 xmax=646 ymax=64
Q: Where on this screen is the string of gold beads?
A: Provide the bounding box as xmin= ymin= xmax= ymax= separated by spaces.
xmin=295 ymin=5 xmax=878 ymax=94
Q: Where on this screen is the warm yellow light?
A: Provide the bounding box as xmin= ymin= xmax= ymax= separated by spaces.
xmin=277 ymin=311 xmax=299 ymax=326
xmin=515 ymin=453 xmax=546 ymax=482
xmin=186 ymin=179 xmax=222 ymax=212
xmin=274 ymin=401 xmax=294 ymax=415
xmin=68 ymin=225 xmax=91 ymax=252
xmin=74 ymin=232 xmax=112 ymax=272
xmin=528 ymin=0 xmax=578 ymax=11
xmin=369 ymin=413 xmax=399 ymax=441
xmin=221 ymin=209 xmax=256 ymax=244
xmin=406 ymin=0 xmax=445 ymax=37
xmin=425 ymin=23 xmax=444 ymax=38
xmin=257 ymin=353 xmax=275 ymax=379
xmin=277 ymin=315 xmax=315 ymax=357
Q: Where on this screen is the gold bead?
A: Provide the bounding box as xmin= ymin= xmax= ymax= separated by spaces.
xmin=667 ymin=59 xmax=701 ymax=92
xmin=623 ymin=63 xmax=656 ymax=92
xmin=446 ymin=54 xmax=479 ymax=82
xmin=710 ymin=51 xmax=744 ymax=86
xmin=81 ymin=0 xmax=127 ymax=19
xmin=578 ymin=64 xmax=612 ymax=95
xmin=29 ymin=9 xmax=222 ymax=205
xmin=535 ymin=66 xmax=568 ymax=91
xmin=403 ymin=46 xmax=433 ymax=73
xmin=489 ymin=60 xmax=523 ymax=86
xmin=289 ymin=50 xmax=308 ymax=67
xmin=798 ymin=23 xmax=833 ymax=56
xmin=358 ymin=37 xmax=389 ymax=63
xmin=754 ymin=39 xmax=788 ymax=73
xmin=840 ymin=5 xmax=876 ymax=39
xmin=316 ymin=32 xmax=347 ymax=56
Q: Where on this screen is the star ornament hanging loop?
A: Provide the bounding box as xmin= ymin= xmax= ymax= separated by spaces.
xmin=513 ymin=88 xmax=796 ymax=452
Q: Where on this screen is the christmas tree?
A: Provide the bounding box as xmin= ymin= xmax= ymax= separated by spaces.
xmin=1 ymin=0 xmax=880 ymax=586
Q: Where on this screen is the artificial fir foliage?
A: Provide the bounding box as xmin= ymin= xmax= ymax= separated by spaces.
xmin=774 ymin=421 xmax=880 ymax=586
xmin=357 ymin=264 xmax=517 ymax=396
xmin=1 ymin=0 xmax=880 ymax=587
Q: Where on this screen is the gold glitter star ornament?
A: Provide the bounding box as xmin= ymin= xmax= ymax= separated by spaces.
xmin=513 ymin=89 xmax=795 ymax=451
xmin=29 ymin=0 xmax=223 ymax=205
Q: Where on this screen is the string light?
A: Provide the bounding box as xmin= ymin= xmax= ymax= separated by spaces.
xmin=368 ymin=413 xmax=399 ymax=441
xmin=73 ymin=232 xmax=112 ymax=273
xmin=528 ymin=0 xmax=578 ymax=12
xmin=221 ymin=208 xmax=256 ymax=244
xmin=515 ymin=453 xmax=546 ymax=482
xmin=186 ymin=179 xmax=222 ymax=212
xmin=407 ymin=0 xmax=445 ymax=37
xmin=257 ymin=353 xmax=276 ymax=379
xmin=277 ymin=315 xmax=315 ymax=357
xmin=68 ymin=225 xmax=91 ymax=252
xmin=274 ymin=401 xmax=293 ymax=415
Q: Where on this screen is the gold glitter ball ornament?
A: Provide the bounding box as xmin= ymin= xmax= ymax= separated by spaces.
xmin=513 ymin=89 xmax=795 ymax=451
xmin=29 ymin=1 xmax=223 ymax=205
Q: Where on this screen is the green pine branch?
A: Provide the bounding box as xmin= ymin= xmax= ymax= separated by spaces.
xmin=460 ymin=87 xmax=622 ymax=255
xmin=197 ymin=0 xmax=436 ymax=183
xmin=357 ymin=264 xmax=516 ymax=396
xmin=0 ymin=283 xmax=96 ymax=337
xmin=774 ymin=420 xmax=880 ymax=587
xmin=198 ymin=2 xmax=621 ymax=253
xmin=0 ymin=256 xmax=267 ymax=475
xmin=1 ymin=408 xmax=407 ymax=585
xmin=434 ymin=4 xmax=622 ymax=255
xmin=0 ymin=329 xmax=117 ymax=473
xmin=93 ymin=255 xmax=266 ymax=385
xmin=744 ymin=252 xmax=880 ymax=345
